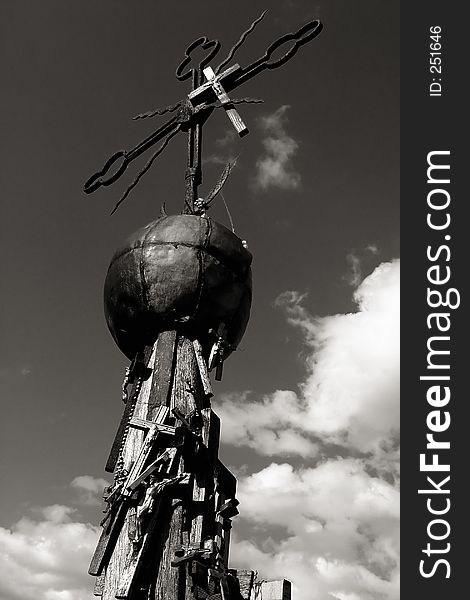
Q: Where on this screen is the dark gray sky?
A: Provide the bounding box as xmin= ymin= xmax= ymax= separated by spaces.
xmin=0 ymin=0 xmax=398 ymax=534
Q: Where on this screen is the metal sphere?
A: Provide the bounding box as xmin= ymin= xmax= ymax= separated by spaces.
xmin=104 ymin=214 xmax=252 ymax=360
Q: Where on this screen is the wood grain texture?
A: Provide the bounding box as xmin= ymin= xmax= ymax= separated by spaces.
xmin=122 ymin=406 xmax=169 ymax=497
xmin=254 ymin=579 xmax=292 ymax=600
xmin=148 ymin=330 xmax=177 ymax=416
xmin=201 ymin=66 xmax=248 ymax=136
xmin=127 ymin=447 xmax=176 ymax=492
xmin=101 ymin=346 xmax=157 ymax=600
xmin=106 ymin=345 xmax=154 ymax=473
xmin=188 ymin=64 xmax=240 ymax=103
xmin=234 ymin=570 xmax=255 ymax=600
xmin=95 ymin=334 xmax=242 ymax=600
xmin=189 ymin=408 xmax=221 ymax=563
xmin=192 ymin=339 xmax=213 ymax=398
xmin=152 ymin=499 xmax=185 ymax=600
xmin=129 ymin=417 xmax=175 ymax=435
xmin=162 ymin=336 xmax=200 ymax=600
xmin=89 ymin=500 xmax=129 ymax=577
xmin=93 ymin=571 xmax=106 ymax=596
xmin=115 ymin=497 xmax=165 ymax=598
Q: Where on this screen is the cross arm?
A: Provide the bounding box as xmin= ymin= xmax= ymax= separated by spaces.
xmin=188 ymin=64 xmax=248 ymax=136
xmin=188 ymin=64 xmax=241 ymax=105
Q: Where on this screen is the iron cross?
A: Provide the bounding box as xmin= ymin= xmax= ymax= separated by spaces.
xmin=84 ymin=12 xmax=323 ymax=214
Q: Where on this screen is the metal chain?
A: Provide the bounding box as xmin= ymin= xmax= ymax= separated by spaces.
xmin=121 ymin=366 xmax=131 ymax=403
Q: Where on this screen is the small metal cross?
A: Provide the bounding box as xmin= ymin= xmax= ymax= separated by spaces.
xmin=188 ymin=64 xmax=248 ymax=137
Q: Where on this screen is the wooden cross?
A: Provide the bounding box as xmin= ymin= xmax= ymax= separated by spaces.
xmin=188 ymin=64 xmax=248 ymax=137
xmin=105 ymin=345 xmax=154 ymax=473
xmin=90 ymin=406 xmax=175 ymax=577
xmin=115 ymin=448 xmax=189 ymax=598
xmin=125 ymin=447 xmax=176 ymax=492
xmin=122 ymin=407 xmax=173 ymax=495
xmin=171 ymin=547 xmax=211 ymax=567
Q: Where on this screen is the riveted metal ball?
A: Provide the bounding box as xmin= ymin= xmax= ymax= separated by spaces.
xmin=104 ymin=214 xmax=252 ymax=360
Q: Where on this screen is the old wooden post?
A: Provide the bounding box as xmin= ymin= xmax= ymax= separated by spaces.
xmin=85 ymin=11 xmax=323 ymax=600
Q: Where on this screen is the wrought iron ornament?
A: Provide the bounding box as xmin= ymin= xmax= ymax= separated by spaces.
xmin=84 ymin=11 xmax=323 ymax=214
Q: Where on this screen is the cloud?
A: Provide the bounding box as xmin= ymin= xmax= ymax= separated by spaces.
xmin=215 ymin=129 xmax=238 ymax=147
xmin=204 ymin=153 xmax=236 ymax=166
xmin=366 ymin=244 xmax=379 ymax=255
xmin=0 ymin=477 xmax=109 ymax=600
xmin=253 ymin=105 xmax=301 ymax=191
xmin=344 ymin=246 xmax=380 ymax=287
xmin=71 ymin=475 xmax=109 ymax=506
xmin=219 ymin=390 xmax=318 ymax=457
xmin=231 ymin=459 xmax=399 ymax=600
xmin=218 ymin=260 xmax=400 ymax=599
xmin=204 ymin=129 xmax=240 ymax=166
xmin=219 ymin=260 xmax=400 ymax=464
xmin=0 ymin=505 xmax=99 ymax=600
xmin=297 ymin=260 xmax=400 ymax=461
xmin=345 ymin=252 xmax=362 ymax=286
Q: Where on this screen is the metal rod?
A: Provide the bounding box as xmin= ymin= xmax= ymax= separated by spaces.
xmin=184 ymin=69 xmax=200 ymax=213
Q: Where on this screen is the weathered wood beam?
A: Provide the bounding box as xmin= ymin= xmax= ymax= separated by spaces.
xmin=193 ymin=339 xmax=213 ymax=398
xmin=153 ymin=336 xmax=203 ymax=600
xmin=126 ymin=447 xmax=176 ymax=492
xmin=101 ymin=345 xmax=158 ymax=599
xmin=129 ymin=416 xmax=176 ymax=435
xmin=148 ymin=330 xmax=178 ymax=415
xmin=93 ymin=571 xmax=106 ymax=596
xmin=188 ymin=64 xmax=240 ymax=105
xmin=116 ymin=473 xmax=190 ymax=598
xmin=189 ymin=408 xmax=221 ymax=553
xmin=89 ymin=501 xmax=129 ymax=576
xmin=254 ymin=579 xmax=292 ymax=600
xmin=122 ymin=405 xmax=170 ymax=497
xmin=105 ymin=345 xmax=154 ymax=473
xmin=96 ymin=333 xmax=243 ymax=600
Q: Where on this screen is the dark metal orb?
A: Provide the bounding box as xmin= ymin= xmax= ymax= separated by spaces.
xmin=104 ymin=214 xmax=252 ymax=360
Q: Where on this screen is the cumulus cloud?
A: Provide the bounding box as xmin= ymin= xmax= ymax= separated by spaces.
xmin=71 ymin=475 xmax=109 ymax=506
xmin=299 ymin=260 xmax=399 ymax=460
xmin=231 ymin=459 xmax=399 ymax=600
xmin=219 ymin=260 xmax=400 ymax=599
xmin=254 ymin=105 xmax=301 ymax=191
xmin=0 ymin=505 xmax=99 ymax=600
xmin=219 ymin=260 xmax=400 ymax=464
xmin=219 ymin=390 xmax=318 ymax=457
